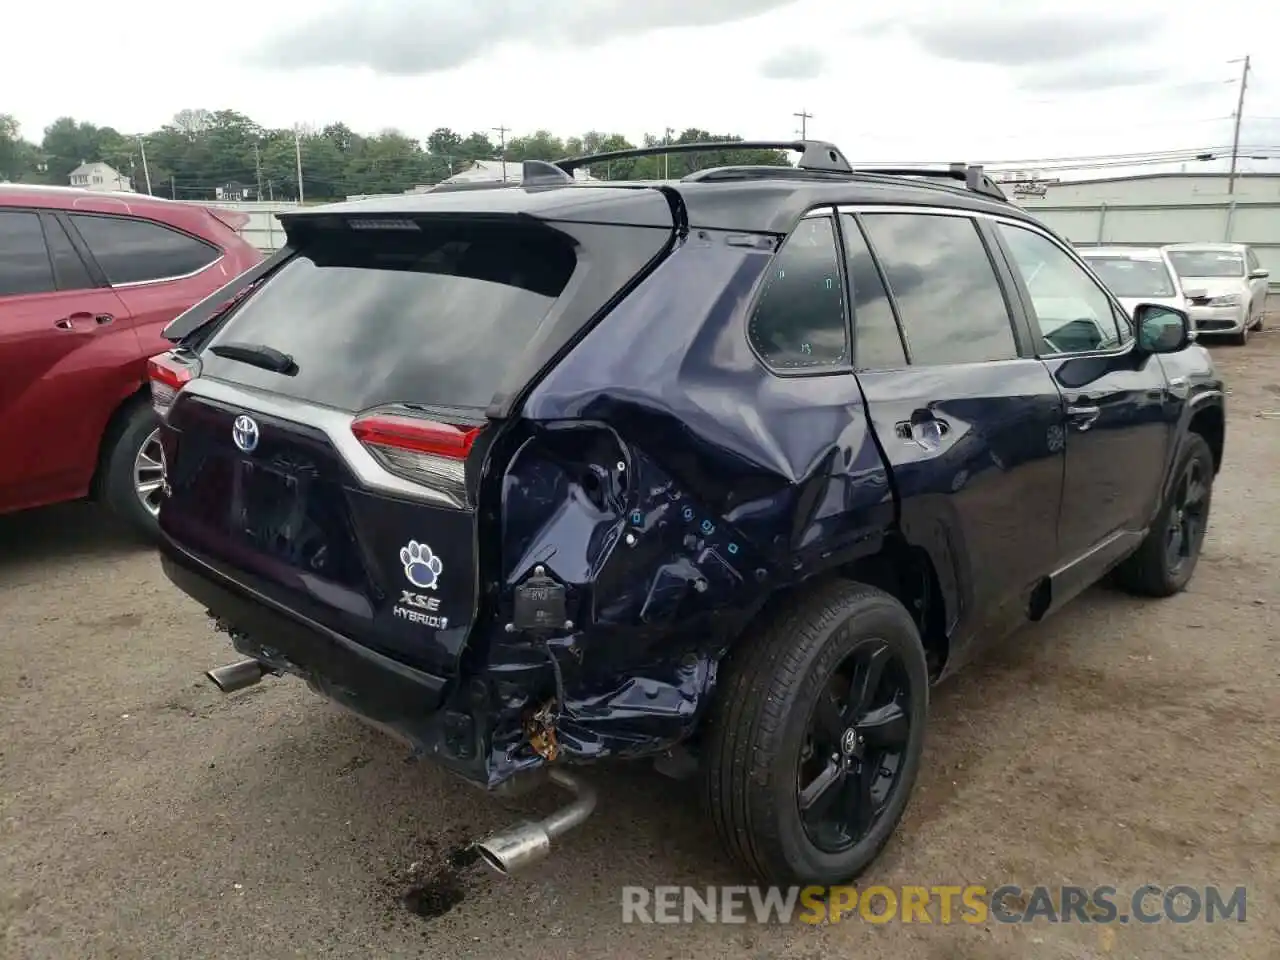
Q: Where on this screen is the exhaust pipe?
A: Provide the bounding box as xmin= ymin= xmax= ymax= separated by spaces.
xmin=206 ymin=658 xmax=270 ymax=693
xmin=474 ymin=768 xmax=597 ymax=876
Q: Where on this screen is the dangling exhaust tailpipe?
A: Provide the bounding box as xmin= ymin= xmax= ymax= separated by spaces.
xmin=206 ymin=657 xmax=271 ymax=693
xmin=474 ymin=768 xmax=597 ymax=876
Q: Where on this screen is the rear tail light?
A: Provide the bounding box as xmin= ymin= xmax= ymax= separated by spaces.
xmin=351 ymin=412 xmax=480 ymax=506
xmin=147 ymin=352 xmax=195 ymax=417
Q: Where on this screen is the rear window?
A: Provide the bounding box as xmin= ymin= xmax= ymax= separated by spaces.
xmin=200 ymin=220 xmax=577 ymax=412
xmin=1082 ymin=256 xmax=1176 ymax=298
xmin=1167 ymin=250 xmax=1244 ymax=278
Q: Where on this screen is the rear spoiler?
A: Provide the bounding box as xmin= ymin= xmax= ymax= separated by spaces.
xmin=205 ymin=206 xmax=252 ymax=233
xmin=162 ymin=245 xmax=293 ymax=343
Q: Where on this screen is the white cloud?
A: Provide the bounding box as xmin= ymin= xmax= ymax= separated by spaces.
xmin=759 ymin=47 xmax=827 ymax=81
xmin=2 ymin=0 xmax=1278 ymax=178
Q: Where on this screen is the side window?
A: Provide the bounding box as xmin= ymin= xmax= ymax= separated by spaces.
xmin=840 ymin=214 xmax=906 ymax=369
xmin=1246 ymin=248 xmax=1260 ymax=272
xmin=69 ymin=214 xmax=220 ymax=285
xmin=997 ymin=222 xmax=1122 ymax=354
xmin=860 ymin=213 xmax=1018 ymax=365
xmin=0 ymin=211 xmax=56 ymax=297
xmin=42 ymin=216 xmax=95 ymax=291
xmin=747 ymin=216 xmax=848 ymax=370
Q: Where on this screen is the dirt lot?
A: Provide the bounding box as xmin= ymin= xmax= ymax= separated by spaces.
xmin=3 ymin=324 xmax=1279 ymax=960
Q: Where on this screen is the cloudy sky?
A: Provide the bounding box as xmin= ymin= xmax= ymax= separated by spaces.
xmin=5 ymin=0 xmax=1279 ymax=176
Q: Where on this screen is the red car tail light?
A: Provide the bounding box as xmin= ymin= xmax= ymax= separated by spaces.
xmin=147 ymin=353 xmax=194 ymax=417
xmin=351 ymin=413 xmax=480 ymax=505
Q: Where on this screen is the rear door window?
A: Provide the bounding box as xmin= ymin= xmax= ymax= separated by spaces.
xmin=69 ymin=214 xmax=220 ymax=284
xmin=0 ymin=210 xmax=56 ymax=297
xmin=860 ymin=212 xmax=1018 ymax=365
xmin=840 ymin=214 xmax=905 ymax=369
xmin=200 ymin=220 xmax=579 ymax=412
xmin=43 ymin=216 xmax=95 ymax=291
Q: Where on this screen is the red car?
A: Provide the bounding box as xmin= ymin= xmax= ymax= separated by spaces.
xmin=0 ymin=185 xmax=264 ymax=536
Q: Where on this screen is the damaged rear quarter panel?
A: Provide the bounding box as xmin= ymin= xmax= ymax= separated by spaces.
xmin=487 ymin=227 xmax=896 ymax=770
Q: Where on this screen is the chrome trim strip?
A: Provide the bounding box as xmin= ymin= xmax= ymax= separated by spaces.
xmin=112 ymin=254 xmax=228 ymax=289
xmin=179 ymin=377 xmax=464 ymax=509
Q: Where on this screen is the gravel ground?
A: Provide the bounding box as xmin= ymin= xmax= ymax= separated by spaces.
xmin=2 ymin=321 xmax=1279 ymax=960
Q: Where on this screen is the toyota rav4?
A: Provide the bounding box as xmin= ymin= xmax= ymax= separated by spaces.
xmin=149 ymin=141 xmax=1224 ymax=886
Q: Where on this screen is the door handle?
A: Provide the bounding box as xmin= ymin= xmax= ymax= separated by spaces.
xmin=895 ymin=410 xmax=951 ymax=448
xmin=53 ymin=312 xmax=113 ymax=331
xmin=1066 ymin=404 xmax=1100 ymax=431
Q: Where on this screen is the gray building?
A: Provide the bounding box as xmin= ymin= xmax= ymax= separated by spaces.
xmin=1005 ymin=172 xmax=1280 ymax=284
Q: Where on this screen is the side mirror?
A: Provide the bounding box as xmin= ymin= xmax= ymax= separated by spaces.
xmin=1249 ymin=268 xmax=1270 ymax=280
xmin=1134 ymin=303 xmax=1192 ymax=354
xmin=1183 ymin=287 xmax=1208 ymax=300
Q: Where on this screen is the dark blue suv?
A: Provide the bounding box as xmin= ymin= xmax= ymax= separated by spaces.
xmin=149 ymin=141 xmax=1224 ymax=887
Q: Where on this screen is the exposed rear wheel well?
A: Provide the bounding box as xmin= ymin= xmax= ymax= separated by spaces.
xmin=1189 ymin=405 xmax=1224 ymax=475
xmin=839 ymin=537 xmax=949 ymax=681
xmin=90 ymin=386 xmax=150 ymax=499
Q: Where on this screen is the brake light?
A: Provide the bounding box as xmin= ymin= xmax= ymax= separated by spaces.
xmin=147 ymin=353 xmax=194 ymax=417
xmin=351 ymin=413 xmax=480 ymax=505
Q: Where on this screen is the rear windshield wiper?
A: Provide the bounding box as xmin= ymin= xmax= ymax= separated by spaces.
xmin=209 ymin=341 xmax=299 ymax=376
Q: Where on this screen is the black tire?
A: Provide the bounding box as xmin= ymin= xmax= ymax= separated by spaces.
xmin=1113 ymin=433 xmax=1214 ymax=597
xmin=1231 ymin=323 xmax=1249 ymax=346
xmin=702 ymin=580 xmax=929 ymax=885
xmin=100 ymin=400 xmax=163 ymax=541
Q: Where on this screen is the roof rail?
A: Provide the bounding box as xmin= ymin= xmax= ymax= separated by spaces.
xmin=853 ymin=164 xmax=1008 ymax=201
xmin=553 ymin=139 xmax=854 ymax=175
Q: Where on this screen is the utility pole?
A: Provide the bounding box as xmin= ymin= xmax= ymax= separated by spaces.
xmin=1227 ymin=55 xmax=1250 ymax=195
xmin=137 ymin=136 xmax=153 ymax=194
xmin=253 ymin=142 xmax=263 ymax=201
xmin=493 ymin=125 xmax=510 ymax=181
xmin=794 ymin=110 xmax=813 ymax=140
xmin=664 ymin=127 xmax=674 ymax=179
xmin=170 ymin=174 xmax=176 ymax=199
xmin=294 ymin=129 xmax=305 ymax=203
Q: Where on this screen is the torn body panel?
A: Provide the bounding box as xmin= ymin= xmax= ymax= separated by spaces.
xmin=478 ymin=230 xmax=897 ymax=782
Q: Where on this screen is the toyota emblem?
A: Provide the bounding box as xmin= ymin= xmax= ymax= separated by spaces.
xmin=232 ymin=415 xmax=260 ymax=453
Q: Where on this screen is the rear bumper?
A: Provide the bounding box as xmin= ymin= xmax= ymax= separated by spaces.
xmin=158 ymin=533 xmax=503 ymax=787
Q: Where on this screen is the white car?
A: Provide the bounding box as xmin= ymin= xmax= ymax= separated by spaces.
xmin=1078 ymin=246 xmax=1187 ymax=321
xmin=1163 ymin=242 xmax=1269 ymax=345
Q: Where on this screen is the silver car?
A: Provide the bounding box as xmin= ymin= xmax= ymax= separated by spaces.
xmin=1163 ymin=242 xmax=1269 ymax=345
xmin=1079 ymin=246 xmax=1187 ymax=321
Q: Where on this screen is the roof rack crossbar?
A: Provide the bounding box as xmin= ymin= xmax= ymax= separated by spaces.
xmin=852 ymin=164 xmax=1008 ymax=201
xmin=553 ymin=139 xmax=854 ymax=175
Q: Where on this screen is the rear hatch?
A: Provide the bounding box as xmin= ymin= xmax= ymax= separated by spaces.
xmin=155 ymin=200 xmax=673 ymax=679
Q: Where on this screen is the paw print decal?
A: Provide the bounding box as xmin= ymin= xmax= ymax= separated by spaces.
xmin=399 ymin=540 xmax=443 ymax=590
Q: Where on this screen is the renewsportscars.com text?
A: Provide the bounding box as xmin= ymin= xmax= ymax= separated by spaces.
xmin=621 ymin=884 xmax=1247 ymax=925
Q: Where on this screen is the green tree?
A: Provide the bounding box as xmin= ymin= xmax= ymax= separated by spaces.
xmin=504 ymin=130 xmax=565 ymax=162
xmin=1 ymin=114 xmax=27 ymax=180
xmin=7 ymin=106 xmax=792 ymax=198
